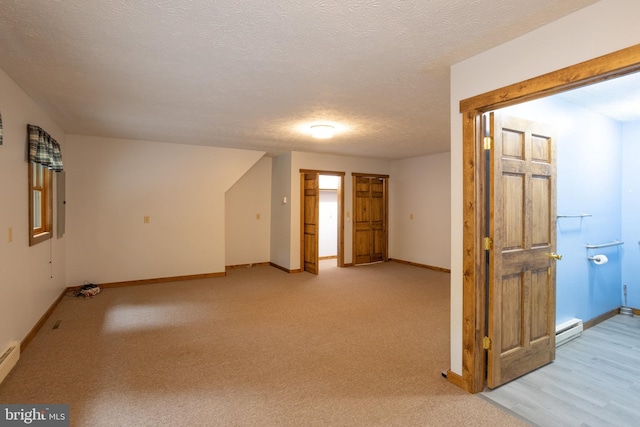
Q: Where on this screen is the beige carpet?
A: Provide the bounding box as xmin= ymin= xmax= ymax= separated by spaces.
xmin=0 ymin=261 xmax=526 ymax=426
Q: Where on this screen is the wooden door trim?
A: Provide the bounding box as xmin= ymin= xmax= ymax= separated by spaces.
xmin=300 ymin=169 xmax=345 ymax=176
xmin=459 ymin=43 xmax=640 ymax=393
xmin=299 ymin=170 xmax=346 ymax=269
xmin=352 ymin=172 xmax=389 ymax=178
xmin=460 ymin=44 xmax=640 ymax=113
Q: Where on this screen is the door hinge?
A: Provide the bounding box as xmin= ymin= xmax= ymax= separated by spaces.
xmin=483 ymin=237 xmax=493 ymax=250
xmin=483 ymin=336 xmax=491 ymax=350
xmin=483 ymin=136 xmax=492 ymax=150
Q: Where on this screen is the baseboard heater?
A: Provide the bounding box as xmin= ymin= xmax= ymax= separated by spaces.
xmin=555 ymin=318 xmax=583 ymax=347
xmin=0 ymin=341 xmax=20 ymax=384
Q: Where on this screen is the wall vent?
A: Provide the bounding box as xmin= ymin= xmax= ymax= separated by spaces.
xmin=555 ymin=318 xmax=583 ymax=347
xmin=0 ymin=341 xmax=20 ymax=384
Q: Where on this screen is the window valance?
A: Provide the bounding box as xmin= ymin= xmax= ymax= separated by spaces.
xmin=28 ymin=124 xmax=63 ymax=172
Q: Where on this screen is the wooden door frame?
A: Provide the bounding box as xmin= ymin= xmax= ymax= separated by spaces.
xmin=454 ymin=44 xmax=640 ymax=393
xmin=300 ymin=169 xmax=346 ymax=270
xmin=352 ymin=173 xmax=389 ymax=265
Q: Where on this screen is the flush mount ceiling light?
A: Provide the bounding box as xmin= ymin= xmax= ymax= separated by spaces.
xmin=310 ymin=124 xmax=335 ymax=139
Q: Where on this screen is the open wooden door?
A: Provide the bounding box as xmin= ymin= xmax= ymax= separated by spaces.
xmin=302 ymin=172 xmax=319 ymax=274
xmin=486 ymin=113 xmax=559 ymax=388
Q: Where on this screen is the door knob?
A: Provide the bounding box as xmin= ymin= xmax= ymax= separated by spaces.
xmin=549 ymin=252 xmax=563 ymax=260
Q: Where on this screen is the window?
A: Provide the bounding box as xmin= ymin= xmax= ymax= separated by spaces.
xmin=27 ymin=124 xmax=63 ymax=246
xmin=29 ymin=161 xmax=53 ymax=245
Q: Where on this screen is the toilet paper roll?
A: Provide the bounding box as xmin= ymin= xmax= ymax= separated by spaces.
xmin=592 ymin=254 xmax=608 ymax=265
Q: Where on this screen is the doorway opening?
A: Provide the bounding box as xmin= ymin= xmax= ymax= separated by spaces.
xmin=300 ymin=170 xmax=345 ymax=275
xmin=319 ymin=175 xmax=340 ymax=266
xmin=481 ymin=69 xmax=640 ymax=388
xmin=456 ymin=44 xmax=640 ymax=393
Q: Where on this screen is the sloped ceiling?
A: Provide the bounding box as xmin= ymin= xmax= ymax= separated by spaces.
xmin=0 ymin=0 xmax=601 ymax=159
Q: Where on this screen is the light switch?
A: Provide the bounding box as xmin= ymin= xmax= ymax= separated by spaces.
xmin=256 ymin=213 xmax=260 ymax=220
xmin=8 ymin=227 xmax=12 ymax=243
xmin=143 ymin=216 xmax=150 ymax=224
xmin=410 ymin=213 xmax=414 ymax=220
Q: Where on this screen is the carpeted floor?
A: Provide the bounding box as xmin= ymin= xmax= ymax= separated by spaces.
xmin=0 ymin=261 xmax=526 ymax=426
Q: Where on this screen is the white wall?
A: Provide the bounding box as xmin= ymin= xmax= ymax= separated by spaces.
xmin=449 ymin=0 xmax=640 ymax=375
xmin=225 ymin=156 xmax=272 ymax=266
xmin=65 ymin=135 xmax=264 ymax=284
xmin=270 ymin=152 xmax=292 ymax=269
xmin=390 ymin=152 xmax=451 ymax=269
xmin=0 ymin=68 xmax=67 ymax=351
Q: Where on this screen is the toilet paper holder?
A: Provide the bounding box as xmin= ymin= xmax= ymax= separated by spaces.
xmin=584 ymin=241 xmax=622 ymax=265
xmin=588 ymin=254 xmax=608 ymax=265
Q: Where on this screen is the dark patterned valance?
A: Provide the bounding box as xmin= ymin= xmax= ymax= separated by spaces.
xmin=28 ymin=124 xmax=63 ymax=172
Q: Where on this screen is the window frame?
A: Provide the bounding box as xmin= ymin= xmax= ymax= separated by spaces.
xmin=29 ymin=160 xmax=53 ymax=246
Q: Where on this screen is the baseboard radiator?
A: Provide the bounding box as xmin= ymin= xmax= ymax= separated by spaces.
xmin=0 ymin=341 xmax=20 ymax=384
xmin=555 ymin=318 xmax=583 ymax=347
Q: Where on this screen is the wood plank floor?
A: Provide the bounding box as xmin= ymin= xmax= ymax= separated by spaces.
xmin=481 ymin=315 xmax=640 ymax=427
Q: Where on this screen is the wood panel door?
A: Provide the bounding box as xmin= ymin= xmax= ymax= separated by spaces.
xmin=487 ymin=113 xmax=558 ymax=388
xmin=353 ymin=175 xmax=388 ymax=265
xmin=302 ymin=172 xmax=319 ymax=274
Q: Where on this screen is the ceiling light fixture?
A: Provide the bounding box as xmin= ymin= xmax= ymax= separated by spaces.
xmin=310 ymin=124 xmax=335 ymax=139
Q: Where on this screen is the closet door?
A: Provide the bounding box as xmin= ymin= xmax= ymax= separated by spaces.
xmin=353 ymin=174 xmax=388 ymax=265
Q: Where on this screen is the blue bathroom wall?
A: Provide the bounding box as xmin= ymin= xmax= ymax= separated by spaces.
xmin=622 ymin=121 xmax=640 ymax=309
xmin=502 ymin=97 xmax=623 ymax=325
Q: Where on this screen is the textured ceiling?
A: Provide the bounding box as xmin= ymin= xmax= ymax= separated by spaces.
xmin=556 ymin=72 xmax=640 ymax=123
xmin=0 ymin=0 xmax=602 ymax=159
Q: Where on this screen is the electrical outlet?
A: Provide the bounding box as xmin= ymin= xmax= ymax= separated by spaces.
xmin=8 ymin=227 xmax=12 ymax=243
xmin=410 ymin=213 xmax=414 ymax=220
xmin=143 ymin=216 xmax=150 ymax=224
xmin=256 ymin=213 xmax=260 ymax=220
